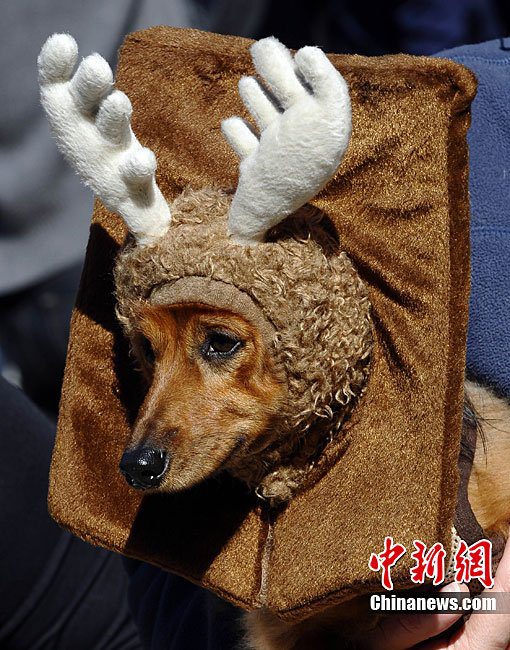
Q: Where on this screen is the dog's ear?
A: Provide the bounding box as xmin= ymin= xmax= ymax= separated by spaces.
xmin=222 ymin=37 xmax=351 ymax=244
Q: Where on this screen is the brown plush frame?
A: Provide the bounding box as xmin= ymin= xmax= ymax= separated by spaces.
xmin=50 ymin=26 xmax=476 ymax=621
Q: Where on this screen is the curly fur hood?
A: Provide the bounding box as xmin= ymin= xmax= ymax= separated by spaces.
xmin=114 ymin=187 xmax=373 ymax=502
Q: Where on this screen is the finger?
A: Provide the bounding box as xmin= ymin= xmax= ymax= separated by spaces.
xmin=221 ymin=116 xmax=258 ymax=159
xmin=294 ymin=46 xmax=346 ymax=103
xmin=70 ymin=53 xmax=113 ymax=114
xmin=250 ymin=37 xmax=307 ymax=109
xmin=459 ymin=532 xmax=510 ymax=649
xmin=38 ymin=33 xmax=78 ymax=85
xmin=238 ymin=76 xmax=280 ymax=131
xmin=97 ymin=90 xmax=132 ymax=145
xmin=367 ymin=583 xmax=468 ymax=650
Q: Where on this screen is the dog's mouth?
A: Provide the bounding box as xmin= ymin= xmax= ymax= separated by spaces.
xmin=122 ymin=473 xmax=163 ymax=491
xmin=120 ymin=436 xmax=251 ymax=492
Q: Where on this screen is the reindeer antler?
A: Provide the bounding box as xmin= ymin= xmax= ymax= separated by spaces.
xmin=38 ymin=34 xmax=170 ymax=245
xmin=222 ymin=37 xmax=351 ymax=244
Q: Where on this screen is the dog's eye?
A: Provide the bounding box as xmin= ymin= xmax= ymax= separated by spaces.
xmin=140 ymin=336 xmax=155 ymax=365
xmin=201 ymin=331 xmax=242 ymax=361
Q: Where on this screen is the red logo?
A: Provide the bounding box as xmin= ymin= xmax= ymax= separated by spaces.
xmin=369 ymin=537 xmax=493 ymax=590
xmin=454 ymin=539 xmax=494 ymax=589
xmin=410 ymin=541 xmax=446 ymax=586
xmin=369 ymin=537 xmax=406 ymax=590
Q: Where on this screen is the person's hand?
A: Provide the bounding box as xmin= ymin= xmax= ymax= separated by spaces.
xmin=365 ymin=530 xmax=510 ymax=649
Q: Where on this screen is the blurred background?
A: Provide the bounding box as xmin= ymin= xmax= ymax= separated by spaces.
xmin=1 ymin=0 xmax=510 ymax=419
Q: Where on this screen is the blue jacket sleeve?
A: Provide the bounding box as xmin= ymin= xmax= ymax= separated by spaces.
xmin=435 ymin=37 xmax=510 ymax=397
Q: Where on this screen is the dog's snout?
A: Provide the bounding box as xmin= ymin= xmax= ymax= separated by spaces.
xmin=119 ymin=447 xmax=168 ymax=489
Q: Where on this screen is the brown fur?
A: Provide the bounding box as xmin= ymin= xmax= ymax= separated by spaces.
xmin=243 ymin=596 xmax=379 ymax=650
xmin=127 ymin=303 xmax=286 ymax=491
xmin=47 ymin=27 xmax=478 ymax=626
xmin=467 ymin=380 xmax=510 ymax=537
xmin=126 ymin=303 xmax=510 ymax=650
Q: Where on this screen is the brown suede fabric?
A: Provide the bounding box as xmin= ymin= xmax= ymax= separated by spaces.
xmin=50 ymin=26 xmax=477 ymax=620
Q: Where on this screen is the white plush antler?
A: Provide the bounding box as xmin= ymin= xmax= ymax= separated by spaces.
xmin=222 ymin=37 xmax=351 ymax=244
xmin=38 ymin=33 xmax=170 ymax=245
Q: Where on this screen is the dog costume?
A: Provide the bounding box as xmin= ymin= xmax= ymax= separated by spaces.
xmin=39 ymin=27 xmax=503 ymax=621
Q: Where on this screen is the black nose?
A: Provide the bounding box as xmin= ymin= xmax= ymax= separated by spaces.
xmin=119 ymin=447 xmax=168 ymax=489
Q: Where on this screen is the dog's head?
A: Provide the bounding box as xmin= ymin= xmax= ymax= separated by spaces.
xmin=114 ymin=187 xmax=372 ymax=500
xmin=39 ymin=33 xmax=373 ymax=502
xmin=119 ymin=301 xmax=286 ymax=491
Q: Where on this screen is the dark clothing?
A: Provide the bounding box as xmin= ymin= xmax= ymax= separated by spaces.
xmin=124 ymin=560 xmax=245 ymax=650
xmin=0 ymin=376 xmax=142 ymax=649
xmin=208 ymin=0 xmax=506 ymax=55
xmin=0 ymin=263 xmax=82 ymax=416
